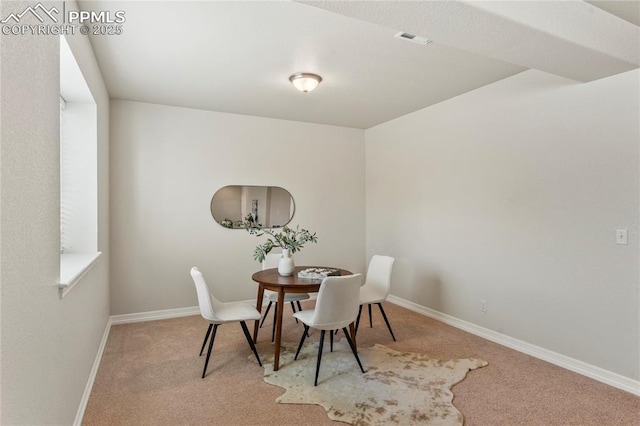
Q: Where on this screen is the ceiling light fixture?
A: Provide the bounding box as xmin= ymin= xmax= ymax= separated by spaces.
xmin=289 ymin=72 xmax=322 ymax=93
xmin=394 ymin=31 xmax=432 ymax=45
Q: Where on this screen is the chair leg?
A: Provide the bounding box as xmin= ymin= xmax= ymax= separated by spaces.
xmin=377 ymin=303 xmax=396 ymax=341
xmin=368 ymin=304 xmax=373 ymax=328
xmin=294 ymin=325 xmax=309 ymax=360
xmin=330 ymin=330 xmax=334 ymax=352
xmin=290 ymin=301 xmax=299 ymax=324
xmin=315 ymin=330 xmax=326 ymax=386
xmin=342 ymin=327 xmax=365 ymax=374
xmin=295 ymin=301 xmax=309 ymax=333
xmin=355 ymin=305 xmax=363 ymax=335
xmin=202 ymin=324 xmax=218 ymax=378
xmin=199 ymin=324 xmax=213 ymax=356
xmin=259 ymin=301 xmax=273 ymax=328
xmin=240 ymin=321 xmax=262 ymax=366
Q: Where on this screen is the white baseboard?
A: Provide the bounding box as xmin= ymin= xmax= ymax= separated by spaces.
xmin=108 ymin=294 xmax=322 ymax=324
xmin=77 ymin=294 xmax=638 ymax=426
xmin=387 ymin=295 xmax=640 ymax=396
xmin=108 ymin=297 xmax=302 ymax=325
xmin=110 ymin=306 xmax=200 ymax=324
xmin=73 ymin=317 xmax=112 ymax=426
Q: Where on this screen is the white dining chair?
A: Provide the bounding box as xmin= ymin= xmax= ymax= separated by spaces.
xmin=293 ymin=274 xmax=365 ymax=386
xmin=355 ymin=255 xmax=396 ymax=341
xmin=259 ymin=252 xmax=310 ymax=342
xmin=191 ymin=267 xmax=262 ymax=378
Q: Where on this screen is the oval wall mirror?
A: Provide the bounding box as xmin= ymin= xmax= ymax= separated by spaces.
xmin=210 ymin=186 xmax=295 ymax=229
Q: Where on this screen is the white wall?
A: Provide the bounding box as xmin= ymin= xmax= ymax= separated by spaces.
xmin=0 ymin=1 xmax=111 ymax=423
xmin=110 ymin=100 xmax=365 ymax=315
xmin=366 ymin=69 xmax=639 ymax=381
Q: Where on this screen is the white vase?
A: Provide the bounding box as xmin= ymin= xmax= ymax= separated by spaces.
xmin=278 ymin=248 xmax=295 ymax=276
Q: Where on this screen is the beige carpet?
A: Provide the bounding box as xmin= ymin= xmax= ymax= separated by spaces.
xmin=259 ymin=340 xmax=487 ymax=425
xmin=83 ymin=302 xmax=640 ymax=425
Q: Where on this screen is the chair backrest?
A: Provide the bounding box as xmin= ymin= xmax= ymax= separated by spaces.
xmin=364 ymin=255 xmax=395 ymax=295
xmin=190 ymin=267 xmax=221 ymax=322
xmin=262 ymin=252 xmax=280 ymax=270
xmin=312 ymin=274 xmax=363 ymax=328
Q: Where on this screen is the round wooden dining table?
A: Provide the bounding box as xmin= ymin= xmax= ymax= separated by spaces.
xmin=252 ymin=266 xmax=354 ymax=371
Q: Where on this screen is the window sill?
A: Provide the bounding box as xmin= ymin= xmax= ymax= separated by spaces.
xmin=58 ymin=252 xmax=102 ymax=298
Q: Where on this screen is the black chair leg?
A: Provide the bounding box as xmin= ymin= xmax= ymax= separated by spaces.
xmin=259 ymin=301 xmax=273 ymax=328
xmin=294 ymin=325 xmax=309 ymax=360
xmin=201 ymin=324 xmax=218 ymax=378
xmin=240 ymin=321 xmax=262 ymax=366
xmin=290 ymin=301 xmax=299 ymax=323
xmin=368 ymin=304 xmax=373 ymax=328
xmin=315 ymin=330 xmax=326 ymax=386
xmin=355 ymin=305 xmax=363 ymax=335
xmin=199 ymin=324 xmax=213 ymax=356
xmin=342 ymin=327 xmax=365 ymax=374
xmin=330 ymin=330 xmax=334 ymax=352
xmin=377 ymin=303 xmax=396 ymax=341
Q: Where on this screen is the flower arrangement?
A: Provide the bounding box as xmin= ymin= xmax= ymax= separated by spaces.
xmin=245 ymin=224 xmax=318 ymax=262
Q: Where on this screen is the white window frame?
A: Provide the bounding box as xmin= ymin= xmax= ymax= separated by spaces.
xmin=58 ymin=35 xmax=100 ymax=298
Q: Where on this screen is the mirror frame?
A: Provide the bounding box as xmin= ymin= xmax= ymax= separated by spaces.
xmin=210 ymin=185 xmax=295 ymax=229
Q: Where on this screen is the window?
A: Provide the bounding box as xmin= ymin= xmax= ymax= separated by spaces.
xmin=58 ymin=35 xmax=100 ymax=297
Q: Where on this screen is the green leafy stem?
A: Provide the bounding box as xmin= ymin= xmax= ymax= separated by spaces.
xmin=245 ymin=224 xmax=318 ymax=262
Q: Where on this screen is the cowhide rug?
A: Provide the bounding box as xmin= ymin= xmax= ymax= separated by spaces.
xmin=257 ymin=340 xmax=487 ymax=425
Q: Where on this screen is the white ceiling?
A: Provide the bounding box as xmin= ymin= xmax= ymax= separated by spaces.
xmin=85 ymin=1 xmax=639 ymax=129
xmin=587 ymin=0 xmax=640 ymax=26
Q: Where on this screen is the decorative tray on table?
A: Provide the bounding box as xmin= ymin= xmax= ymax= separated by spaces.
xmin=297 ymin=268 xmax=341 ymax=279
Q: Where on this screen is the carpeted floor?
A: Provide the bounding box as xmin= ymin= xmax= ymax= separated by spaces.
xmin=83 ymin=302 xmax=640 ymax=425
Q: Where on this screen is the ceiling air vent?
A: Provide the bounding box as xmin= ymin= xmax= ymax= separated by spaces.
xmin=394 ymin=31 xmax=432 ymax=45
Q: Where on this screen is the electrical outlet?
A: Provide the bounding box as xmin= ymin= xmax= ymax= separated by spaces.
xmin=480 ymin=299 xmax=487 ymax=313
xmin=616 ymin=229 xmax=628 ymax=245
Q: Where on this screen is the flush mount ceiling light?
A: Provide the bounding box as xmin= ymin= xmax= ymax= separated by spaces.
xmin=289 ymin=72 xmax=322 ymax=93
